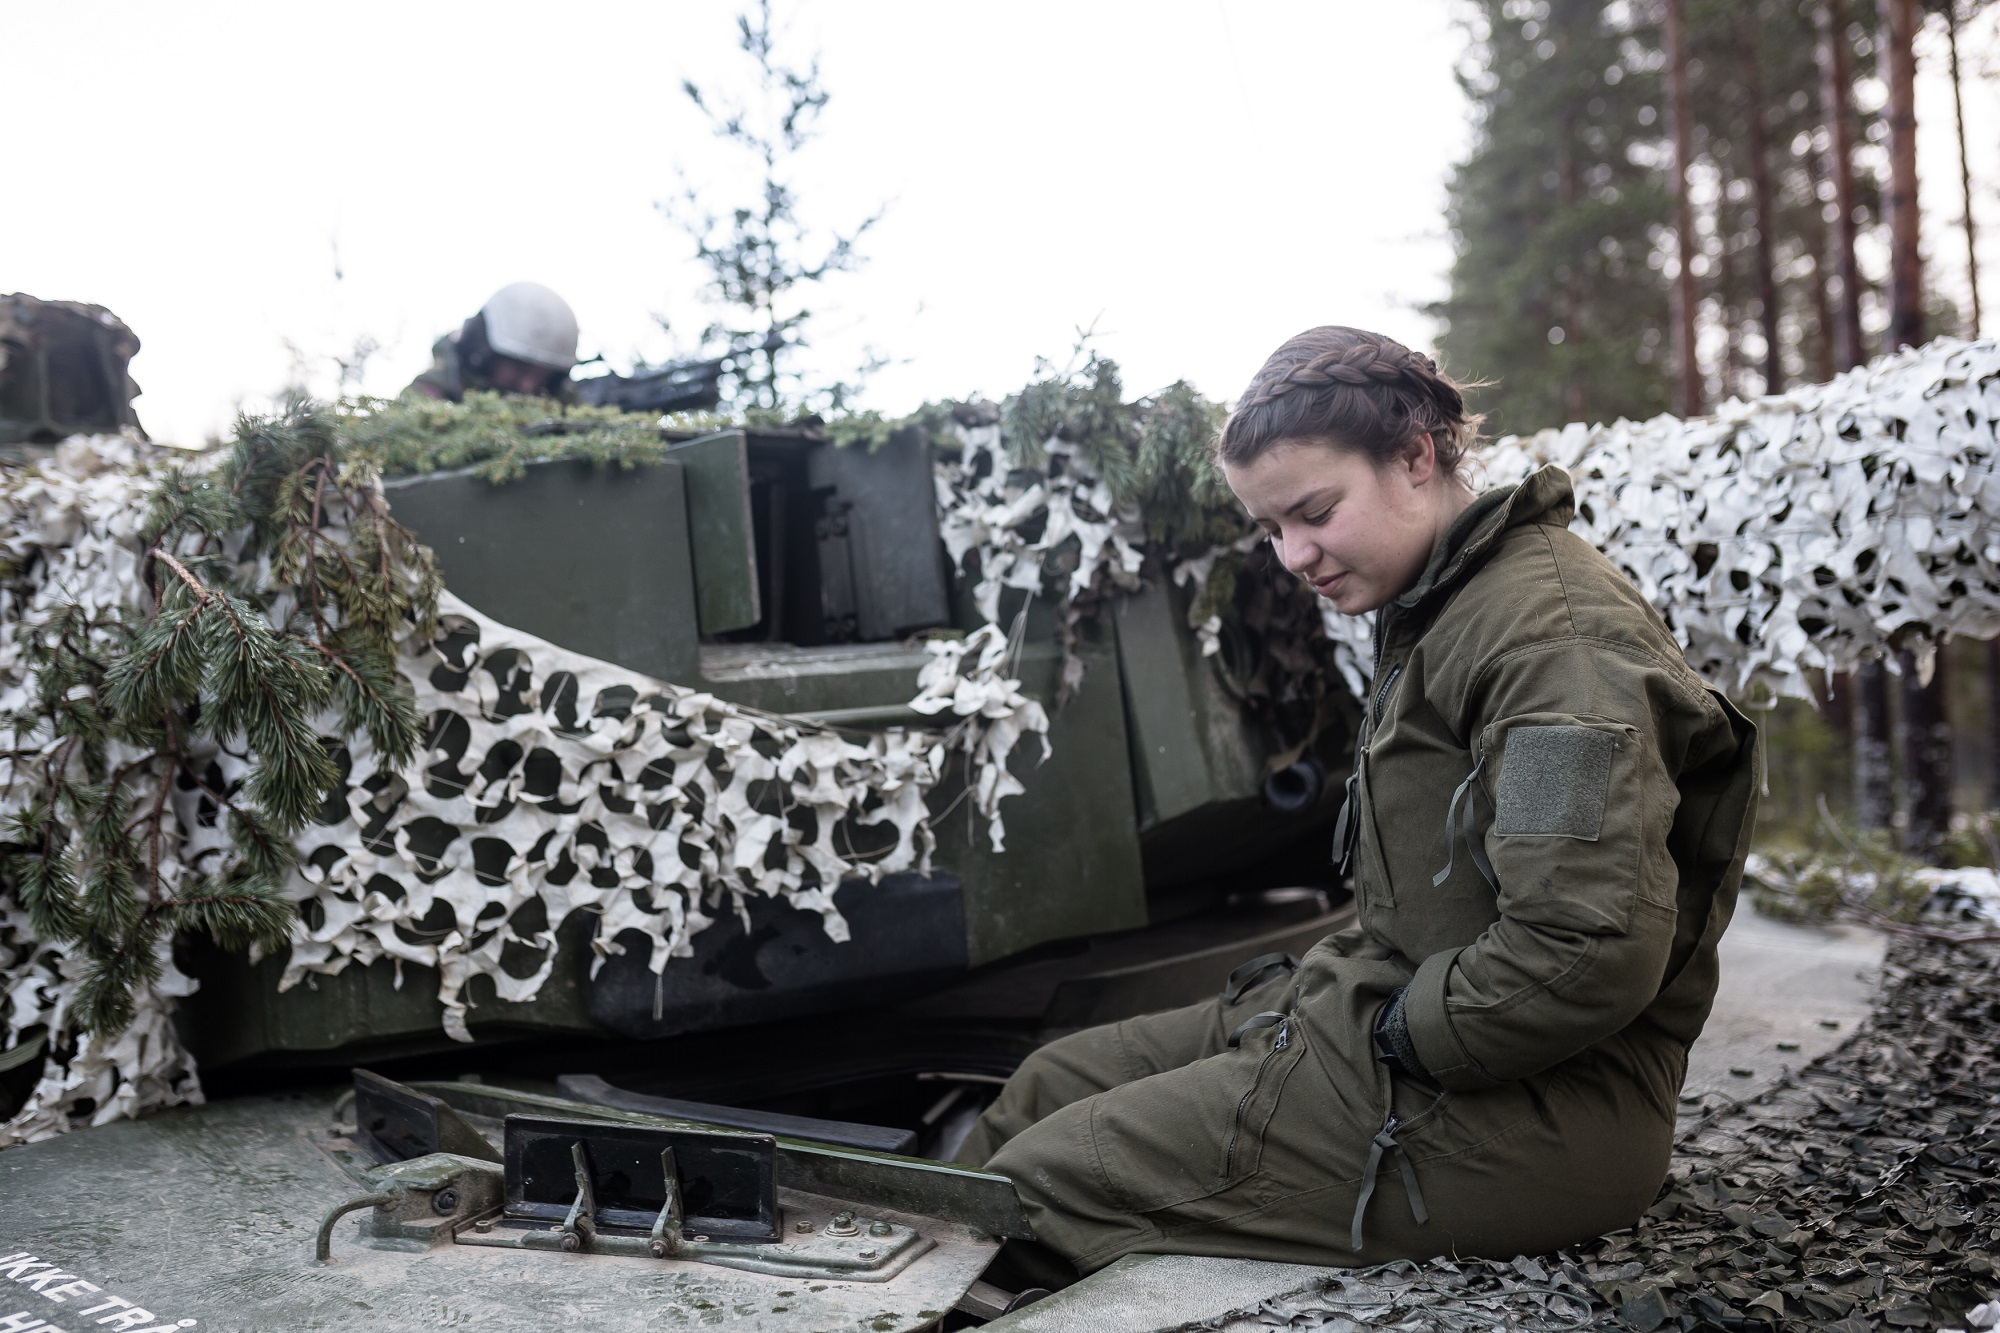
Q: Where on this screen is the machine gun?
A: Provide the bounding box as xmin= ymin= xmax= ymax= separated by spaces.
xmin=571 ymin=333 xmax=784 ymax=416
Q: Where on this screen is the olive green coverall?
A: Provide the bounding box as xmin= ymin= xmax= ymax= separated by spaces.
xmin=956 ymin=466 xmax=1760 ymax=1273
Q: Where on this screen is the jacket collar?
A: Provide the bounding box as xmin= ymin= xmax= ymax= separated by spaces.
xmin=1392 ymin=464 xmax=1575 ymax=611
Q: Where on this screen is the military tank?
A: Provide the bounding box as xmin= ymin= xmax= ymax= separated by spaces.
xmin=160 ymin=419 xmax=1354 ymax=1130
xmin=7 ymin=310 xmax=1993 ymax=1328
xmin=0 ymin=365 xmax=1356 ymax=1328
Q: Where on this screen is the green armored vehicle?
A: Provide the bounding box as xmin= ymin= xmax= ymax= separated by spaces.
xmin=0 ymin=379 xmax=1356 ymax=1328
xmin=169 ymin=420 xmax=1354 ymax=1112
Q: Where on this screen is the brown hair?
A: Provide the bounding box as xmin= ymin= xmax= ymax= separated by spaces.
xmin=1215 ymin=326 xmax=1481 ymax=476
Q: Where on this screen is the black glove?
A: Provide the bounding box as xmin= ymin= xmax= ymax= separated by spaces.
xmin=1372 ymin=985 xmax=1428 ymax=1080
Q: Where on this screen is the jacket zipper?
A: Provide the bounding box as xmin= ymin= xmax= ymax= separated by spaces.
xmin=1371 ymin=603 xmax=1393 ymax=681
xmin=1371 ymin=663 xmax=1404 ymax=725
xmin=1337 ymin=609 xmax=1399 ymax=878
xmin=1222 ymin=1016 xmax=1290 ymax=1180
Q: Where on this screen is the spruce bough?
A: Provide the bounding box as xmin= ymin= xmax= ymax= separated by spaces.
xmin=3 ymin=400 xmax=439 ymax=1037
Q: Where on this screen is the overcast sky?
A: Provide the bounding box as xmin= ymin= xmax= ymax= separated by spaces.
xmin=3 ymin=2 xmax=1992 ymax=447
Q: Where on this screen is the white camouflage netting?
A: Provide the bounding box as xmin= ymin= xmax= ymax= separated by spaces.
xmin=933 ymin=418 xmax=1148 ymax=697
xmin=0 ymin=437 xmax=210 ymax=1145
xmin=0 ymin=436 xmax=1045 ymax=1145
xmin=934 ymin=420 xmax=1147 ymax=626
xmin=1317 ymin=337 xmax=2000 ymax=698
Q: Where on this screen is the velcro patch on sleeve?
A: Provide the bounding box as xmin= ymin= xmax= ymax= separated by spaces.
xmin=1493 ymin=725 xmax=1616 ymax=839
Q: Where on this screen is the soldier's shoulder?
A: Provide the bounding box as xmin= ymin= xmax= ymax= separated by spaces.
xmin=1456 ymin=521 xmax=1706 ymax=692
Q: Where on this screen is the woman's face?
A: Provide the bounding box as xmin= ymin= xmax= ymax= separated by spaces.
xmin=1222 ymin=436 xmax=1453 ymax=616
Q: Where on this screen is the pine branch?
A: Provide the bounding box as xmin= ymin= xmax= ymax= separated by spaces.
xmin=72 ymin=920 xmax=165 ymax=1036
xmin=317 ymin=636 xmax=421 ymax=767
xmin=157 ymin=879 xmax=292 ymax=956
xmin=3 ymin=395 xmax=441 ymax=1038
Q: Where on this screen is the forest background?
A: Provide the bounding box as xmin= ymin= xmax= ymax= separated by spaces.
xmin=1434 ymin=0 xmax=1997 ymax=864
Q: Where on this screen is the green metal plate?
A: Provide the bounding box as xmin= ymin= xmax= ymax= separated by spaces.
xmin=382 ymin=457 xmax=702 ymax=684
xmin=669 ymin=430 xmax=761 ymax=635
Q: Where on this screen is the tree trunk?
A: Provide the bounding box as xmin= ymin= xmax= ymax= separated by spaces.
xmin=1878 ymin=0 xmax=1949 ymax=855
xmin=1988 ymin=640 xmax=2000 ymax=808
xmin=1722 ymin=229 xmax=1746 ymax=402
xmin=1878 ymin=0 xmax=1924 ymax=352
xmin=1828 ymin=668 xmax=1855 ymax=752
xmin=1807 ymin=225 xmax=1837 ymax=383
xmin=1855 ymin=660 xmax=1895 ymax=830
xmin=1737 ymin=9 xmax=1784 ymax=393
xmin=1817 ymin=0 xmax=1867 ymax=373
xmin=1817 ymin=2 xmax=1873 ymax=781
xmin=1947 ymin=3 xmax=1995 ymax=820
xmin=1560 ymin=111 xmax=1587 ymax=423
xmin=1900 ymin=648 xmax=1952 ymax=860
xmin=1664 ymin=0 xmax=1704 ymax=417
xmin=1946 ymin=1 xmax=1983 ymax=336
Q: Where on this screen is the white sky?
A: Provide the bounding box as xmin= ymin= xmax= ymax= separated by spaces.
xmin=2 ymin=2 xmax=1992 ymax=447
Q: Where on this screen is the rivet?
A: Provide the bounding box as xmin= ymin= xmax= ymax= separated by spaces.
xmin=869 ymin=1220 xmax=892 ymax=1237
xmin=858 ymin=1248 xmax=878 ymax=1261
xmin=795 ymin=1219 xmax=815 ymax=1234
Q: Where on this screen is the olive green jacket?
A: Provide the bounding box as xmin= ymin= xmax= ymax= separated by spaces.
xmin=1343 ymin=464 xmax=1759 ymax=1094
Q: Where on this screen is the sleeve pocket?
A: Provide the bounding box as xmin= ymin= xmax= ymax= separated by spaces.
xmin=1493 ymin=724 xmax=1617 ymax=840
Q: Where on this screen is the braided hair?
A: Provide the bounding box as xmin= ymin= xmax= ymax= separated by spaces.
xmin=1215 ymin=326 xmax=1481 ymax=477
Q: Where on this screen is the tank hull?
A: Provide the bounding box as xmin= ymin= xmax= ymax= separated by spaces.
xmin=0 ymin=1087 xmax=1000 ymax=1333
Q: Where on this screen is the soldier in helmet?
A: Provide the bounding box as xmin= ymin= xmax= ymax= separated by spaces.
xmin=407 ymin=282 xmax=582 ymax=402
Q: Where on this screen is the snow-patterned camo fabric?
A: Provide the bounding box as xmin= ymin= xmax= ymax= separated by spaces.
xmin=0 ymin=436 xmax=210 ymax=1148
xmin=0 ymin=437 xmax=1045 ymax=1144
xmin=1320 ymin=338 xmax=2000 ymax=698
xmin=283 ymin=593 xmax=960 ymax=1044
xmin=0 ymin=906 xmax=201 ymax=1148
xmin=933 ymin=423 xmax=1146 ymax=628
xmin=907 ymin=622 xmax=1051 ymax=850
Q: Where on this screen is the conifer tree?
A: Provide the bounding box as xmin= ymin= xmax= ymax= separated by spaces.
xmin=665 ymin=0 xmax=882 ymax=416
xmin=1438 ymin=1 xmax=1889 ymax=427
xmin=1433 ymin=0 xmax=1673 ymax=436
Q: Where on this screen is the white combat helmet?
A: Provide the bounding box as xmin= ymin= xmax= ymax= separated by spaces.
xmin=478 ymin=282 xmax=580 ymax=370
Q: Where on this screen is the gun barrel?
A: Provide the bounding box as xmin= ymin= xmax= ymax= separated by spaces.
xmin=574 ymin=360 xmax=726 ymax=414
xmin=570 ymin=339 xmax=778 ymax=415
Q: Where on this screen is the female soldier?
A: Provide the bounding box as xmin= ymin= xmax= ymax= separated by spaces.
xmin=955 ymin=325 xmax=1760 ymax=1275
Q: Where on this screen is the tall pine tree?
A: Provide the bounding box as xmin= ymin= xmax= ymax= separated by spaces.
xmin=1434 ymin=1 xmax=1673 ymax=436
xmin=1437 ymin=0 xmax=1883 ymax=431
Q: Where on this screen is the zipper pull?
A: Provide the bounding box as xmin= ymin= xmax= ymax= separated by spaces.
xmin=1274 ymin=1018 xmax=1290 ymax=1051
xmin=1349 ymin=1112 xmax=1427 ymax=1254
xmin=1331 ymin=769 xmax=1361 ymax=873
